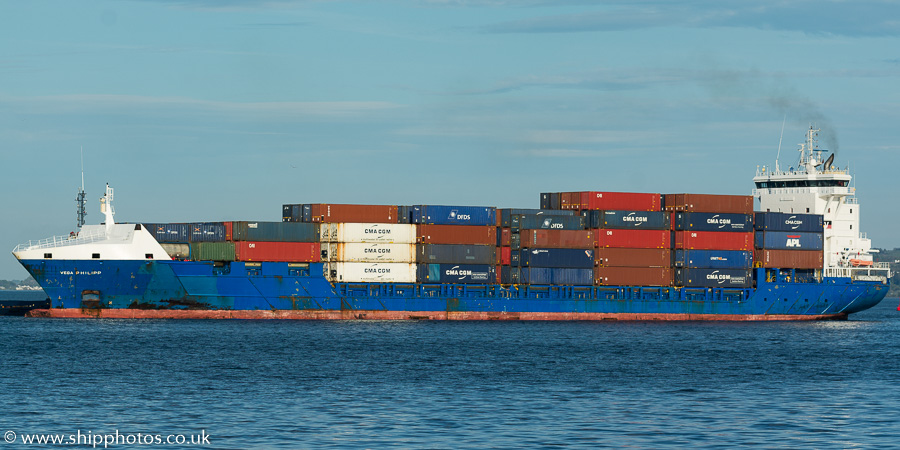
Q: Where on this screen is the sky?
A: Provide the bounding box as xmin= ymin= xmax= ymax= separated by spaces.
xmin=1 ymin=0 xmax=899 ymax=279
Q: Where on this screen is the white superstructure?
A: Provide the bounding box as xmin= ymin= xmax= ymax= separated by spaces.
xmin=753 ymin=126 xmax=889 ymax=280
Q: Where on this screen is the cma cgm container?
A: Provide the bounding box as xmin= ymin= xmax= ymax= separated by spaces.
xmin=519 ymin=267 xmax=593 ymax=286
xmin=754 ymin=249 xmax=824 ymax=269
xmin=507 ymin=214 xmax=586 ymax=231
xmin=594 ymin=229 xmax=670 ymax=249
xmin=321 ymin=243 xmax=416 ymax=263
xmin=416 ymin=224 xmax=496 ymax=245
xmin=594 ymin=267 xmax=673 ymax=286
xmin=235 ymin=241 xmax=320 ymax=262
xmin=411 ymin=205 xmax=496 ymax=226
xmin=663 ymin=194 xmax=753 ymax=214
xmin=672 ymin=249 xmax=752 ymax=269
xmin=416 ymin=244 xmax=495 ymax=265
xmin=514 ymin=248 xmax=594 ymax=268
xmin=519 ymin=229 xmax=594 ymax=249
xmin=560 ymin=191 xmax=661 ymax=212
xmin=754 ymin=212 xmax=824 ymax=232
xmin=417 ymin=264 xmax=495 ymax=284
xmin=308 ymin=204 xmax=398 ymax=223
xmin=326 ymin=262 xmax=416 ymax=283
xmin=320 ymin=223 xmax=416 ymax=244
xmin=755 ymin=231 xmax=824 ymax=251
xmin=586 ymin=210 xmax=670 ymax=230
xmin=145 ymin=223 xmax=191 ymax=243
xmin=189 ymin=242 xmax=235 ymax=261
xmin=674 ymin=268 xmax=753 ymax=288
xmin=594 ymin=248 xmax=671 ymax=268
xmin=231 ymin=222 xmax=319 ymax=242
xmin=673 ymin=231 xmax=753 ymax=251
xmin=672 ymin=213 xmax=753 ymax=232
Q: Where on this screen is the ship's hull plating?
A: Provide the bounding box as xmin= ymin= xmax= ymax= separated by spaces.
xmin=19 ymin=260 xmax=889 ymax=320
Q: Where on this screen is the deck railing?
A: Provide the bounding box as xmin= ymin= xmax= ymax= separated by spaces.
xmin=13 ymin=228 xmax=107 ymax=252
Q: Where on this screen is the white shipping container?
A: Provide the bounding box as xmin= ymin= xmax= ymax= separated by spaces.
xmin=321 ymin=243 xmax=416 ymax=262
xmin=325 ymin=262 xmax=417 ymax=283
xmin=319 ymin=223 xmax=416 ymax=243
xmin=161 ymin=243 xmax=190 ymax=259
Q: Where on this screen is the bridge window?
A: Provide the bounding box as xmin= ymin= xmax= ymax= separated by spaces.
xmin=92 ymin=253 xmax=100 ymax=259
xmin=44 ymin=253 xmax=52 ymax=259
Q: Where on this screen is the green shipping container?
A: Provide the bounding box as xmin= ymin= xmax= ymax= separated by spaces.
xmin=190 ymin=242 xmax=236 ymax=261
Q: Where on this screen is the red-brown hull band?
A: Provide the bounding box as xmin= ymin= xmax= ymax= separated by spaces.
xmin=26 ymin=308 xmax=848 ymax=321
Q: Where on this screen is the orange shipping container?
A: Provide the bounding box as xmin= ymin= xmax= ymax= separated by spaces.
xmin=594 ymin=267 xmax=673 ymax=286
xmin=309 ymin=204 xmax=398 ymax=223
xmin=595 ymin=248 xmax=672 ymax=267
xmin=520 ymin=229 xmax=594 ymax=249
xmin=663 ymin=194 xmax=753 ymax=214
xmin=754 ymin=249 xmax=823 ymax=269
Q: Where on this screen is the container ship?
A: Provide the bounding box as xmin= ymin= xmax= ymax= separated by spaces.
xmin=13 ymin=127 xmax=891 ymax=320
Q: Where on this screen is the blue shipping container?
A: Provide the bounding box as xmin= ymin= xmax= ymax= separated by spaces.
xmin=515 ymin=248 xmax=594 ymax=268
xmin=673 ymin=212 xmax=753 ymax=232
xmin=499 ymin=209 xmax=574 ymax=227
xmin=675 ymin=268 xmax=752 ymax=288
xmin=145 ymin=223 xmax=191 ymax=243
xmin=520 ymin=267 xmax=593 ymax=286
xmin=411 ymin=205 xmax=497 ymax=226
xmin=510 ymin=214 xmax=585 ymax=231
xmin=398 ymin=206 xmax=412 ymax=224
xmin=672 ymin=250 xmax=752 ymax=269
xmin=416 ymin=244 xmax=495 ymax=264
xmin=190 ymin=222 xmax=227 ymax=242
xmin=755 ymin=231 xmax=824 ymax=251
xmin=232 ymin=222 xmax=319 ymax=242
xmin=417 ymin=264 xmax=495 ymax=284
xmin=595 ymin=210 xmax=670 ymax=230
xmin=754 ymin=212 xmax=824 ymax=232
xmin=540 ymin=193 xmax=561 ymax=210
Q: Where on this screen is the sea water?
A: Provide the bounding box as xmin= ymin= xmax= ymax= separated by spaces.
xmin=1 ymin=297 xmax=899 ymax=448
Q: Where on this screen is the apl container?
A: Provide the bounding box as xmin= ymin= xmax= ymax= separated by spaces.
xmin=754 ymin=249 xmax=824 ymax=269
xmin=320 ymin=223 xmax=416 ymax=244
xmin=235 ymin=242 xmax=320 ymax=262
xmin=411 ymin=205 xmax=497 ymax=226
xmin=593 ymin=229 xmax=670 ymax=249
xmin=417 ymin=264 xmax=496 ymax=284
xmin=672 ymin=231 xmax=754 ymax=251
xmin=514 ymin=248 xmax=595 ymax=268
xmin=663 ymin=194 xmax=753 ymax=214
xmin=416 ymin=244 xmax=495 ymax=265
xmin=145 ymin=223 xmax=191 ymax=243
xmin=672 ymin=249 xmax=752 ymax=269
xmin=231 ymin=222 xmax=319 ymax=242
xmin=190 ymin=242 xmax=236 ymax=262
xmin=416 ymin=224 xmax=496 ymax=245
xmin=520 ymin=229 xmax=594 ymax=249
xmin=594 ymin=267 xmax=673 ymax=286
xmin=754 ymin=212 xmax=824 ymax=232
xmin=674 ymin=268 xmax=753 ymax=288
xmin=326 ymin=262 xmax=416 ymax=283
xmin=309 ymin=204 xmax=398 ymax=223
xmin=754 ymin=231 xmax=824 ymax=251
xmin=672 ymin=213 xmax=753 ymax=232
xmin=321 ymin=243 xmax=416 ymax=263
xmin=588 ymin=210 xmax=670 ymax=230
xmin=594 ymin=248 xmax=671 ymax=267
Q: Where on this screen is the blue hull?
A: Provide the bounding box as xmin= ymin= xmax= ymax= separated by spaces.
xmin=19 ymin=259 xmax=890 ymax=319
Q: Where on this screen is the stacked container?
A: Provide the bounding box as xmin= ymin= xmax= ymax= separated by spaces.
xmin=588 ymin=206 xmax=672 ymax=286
xmin=319 ymin=223 xmax=417 ymax=283
xmin=754 ymin=212 xmax=825 ymax=269
xmin=497 ymin=209 xmax=593 ymax=285
xmin=413 ymin=205 xmax=498 ymax=284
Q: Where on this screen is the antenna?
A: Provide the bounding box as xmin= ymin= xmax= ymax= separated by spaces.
xmin=775 ymin=115 xmax=785 ymax=173
xmin=75 ymin=147 xmax=87 ymax=229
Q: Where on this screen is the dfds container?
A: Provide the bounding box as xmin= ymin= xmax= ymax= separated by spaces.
xmin=514 ymin=248 xmax=595 ymax=268
xmin=520 ymin=229 xmax=594 ymax=249
xmin=755 ymin=231 xmax=824 ymax=251
xmin=519 ymin=267 xmax=594 ymax=286
xmin=674 ymin=268 xmax=753 ymax=288
xmin=594 ymin=248 xmax=671 ymax=268
xmin=235 ymin=242 xmax=320 ymax=262
xmin=189 ymin=222 xmax=226 ymax=242
xmin=416 ymin=244 xmax=495 ymax=265
xmin=416 ymin=224 xmax=496 ymax=245
xmin=672 ymin=250 xmax=752 ymax=269
xmin=504 ymin=214 xmax=585 ymax=231
xmin=231 ymin=222 xmax=319 ymax=242
xmin=189 ymin=242 xmax=236 ymax=262
xmin=594 ymin=267 xmax=673 ymax=286
xmin=754 ymin=249 xmax=824 ymax=269
xmin=587 ymin=210 xmax=670 ymax=230
xmin=320 ymin=223 xmax=416 ymax=244
xmin=754 ymin=212 xmax=824 ymax=232
xmin=663 ymin=194 xmax=753 ymax=214
xmin=309 ymin=204 xmax=398 ymax=223
xmin=321 ymin=243 xmax=416 ymax=263
xmin=560 ymin=191 xmax=662 ymax=212
xmin=161 ymin=243 xmax=190 ymax=259
xmin=326 ymin=262 xmax=416 ymax=283
xmin=411 ymin=205 xmax=496 ymax=226
xmin=672 ymin=213 xmax=753 ymax=232
xmin=673 ymin=231 xmax=753 ymax=251
xmin=145 ymin=223 xmax=191 ymax=243
xmin=593 ymin=229 xmax=670 ymax=249
xmin=417 ymin=264 xmax=496 ymax=284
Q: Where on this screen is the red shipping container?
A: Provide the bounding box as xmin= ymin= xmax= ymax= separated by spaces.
xmin=499 ymin=228 xmax=511 ymax=247
xmin=582 ymin=191 xmax=661 ymax=211
xmin=595 ymin=248 xmax=671 ymax=267
xmin=594 ymin=267 xmax=673 ymax=286
xmin=663 ymin=194 xmax=753 ymax=214
xmin=500 ymin=246 xmax=511 ymax=265
xmin=520 ymin=229 xmax=594 ymax=249
xmin=593 ymin=229 xmax=670 ymax=249
xmin=224 ymin=221 xmax=233 ymax=241
xmin=496 ymin=265 xmax=502 ymax=284
xmin=559 ymin=192 xmax=582 ymax=210
xmin=673 ymin=231 xmax=753 ymax=251
xmin=416 ymin=224 xmax=496 ymax=245
xmin=235 ymin=241 xmax=320 ymax=262
xmin=309 ymin=204 xmax=398 ymax=223
xmin=754 ymin=249 xmax=823 ymax=269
